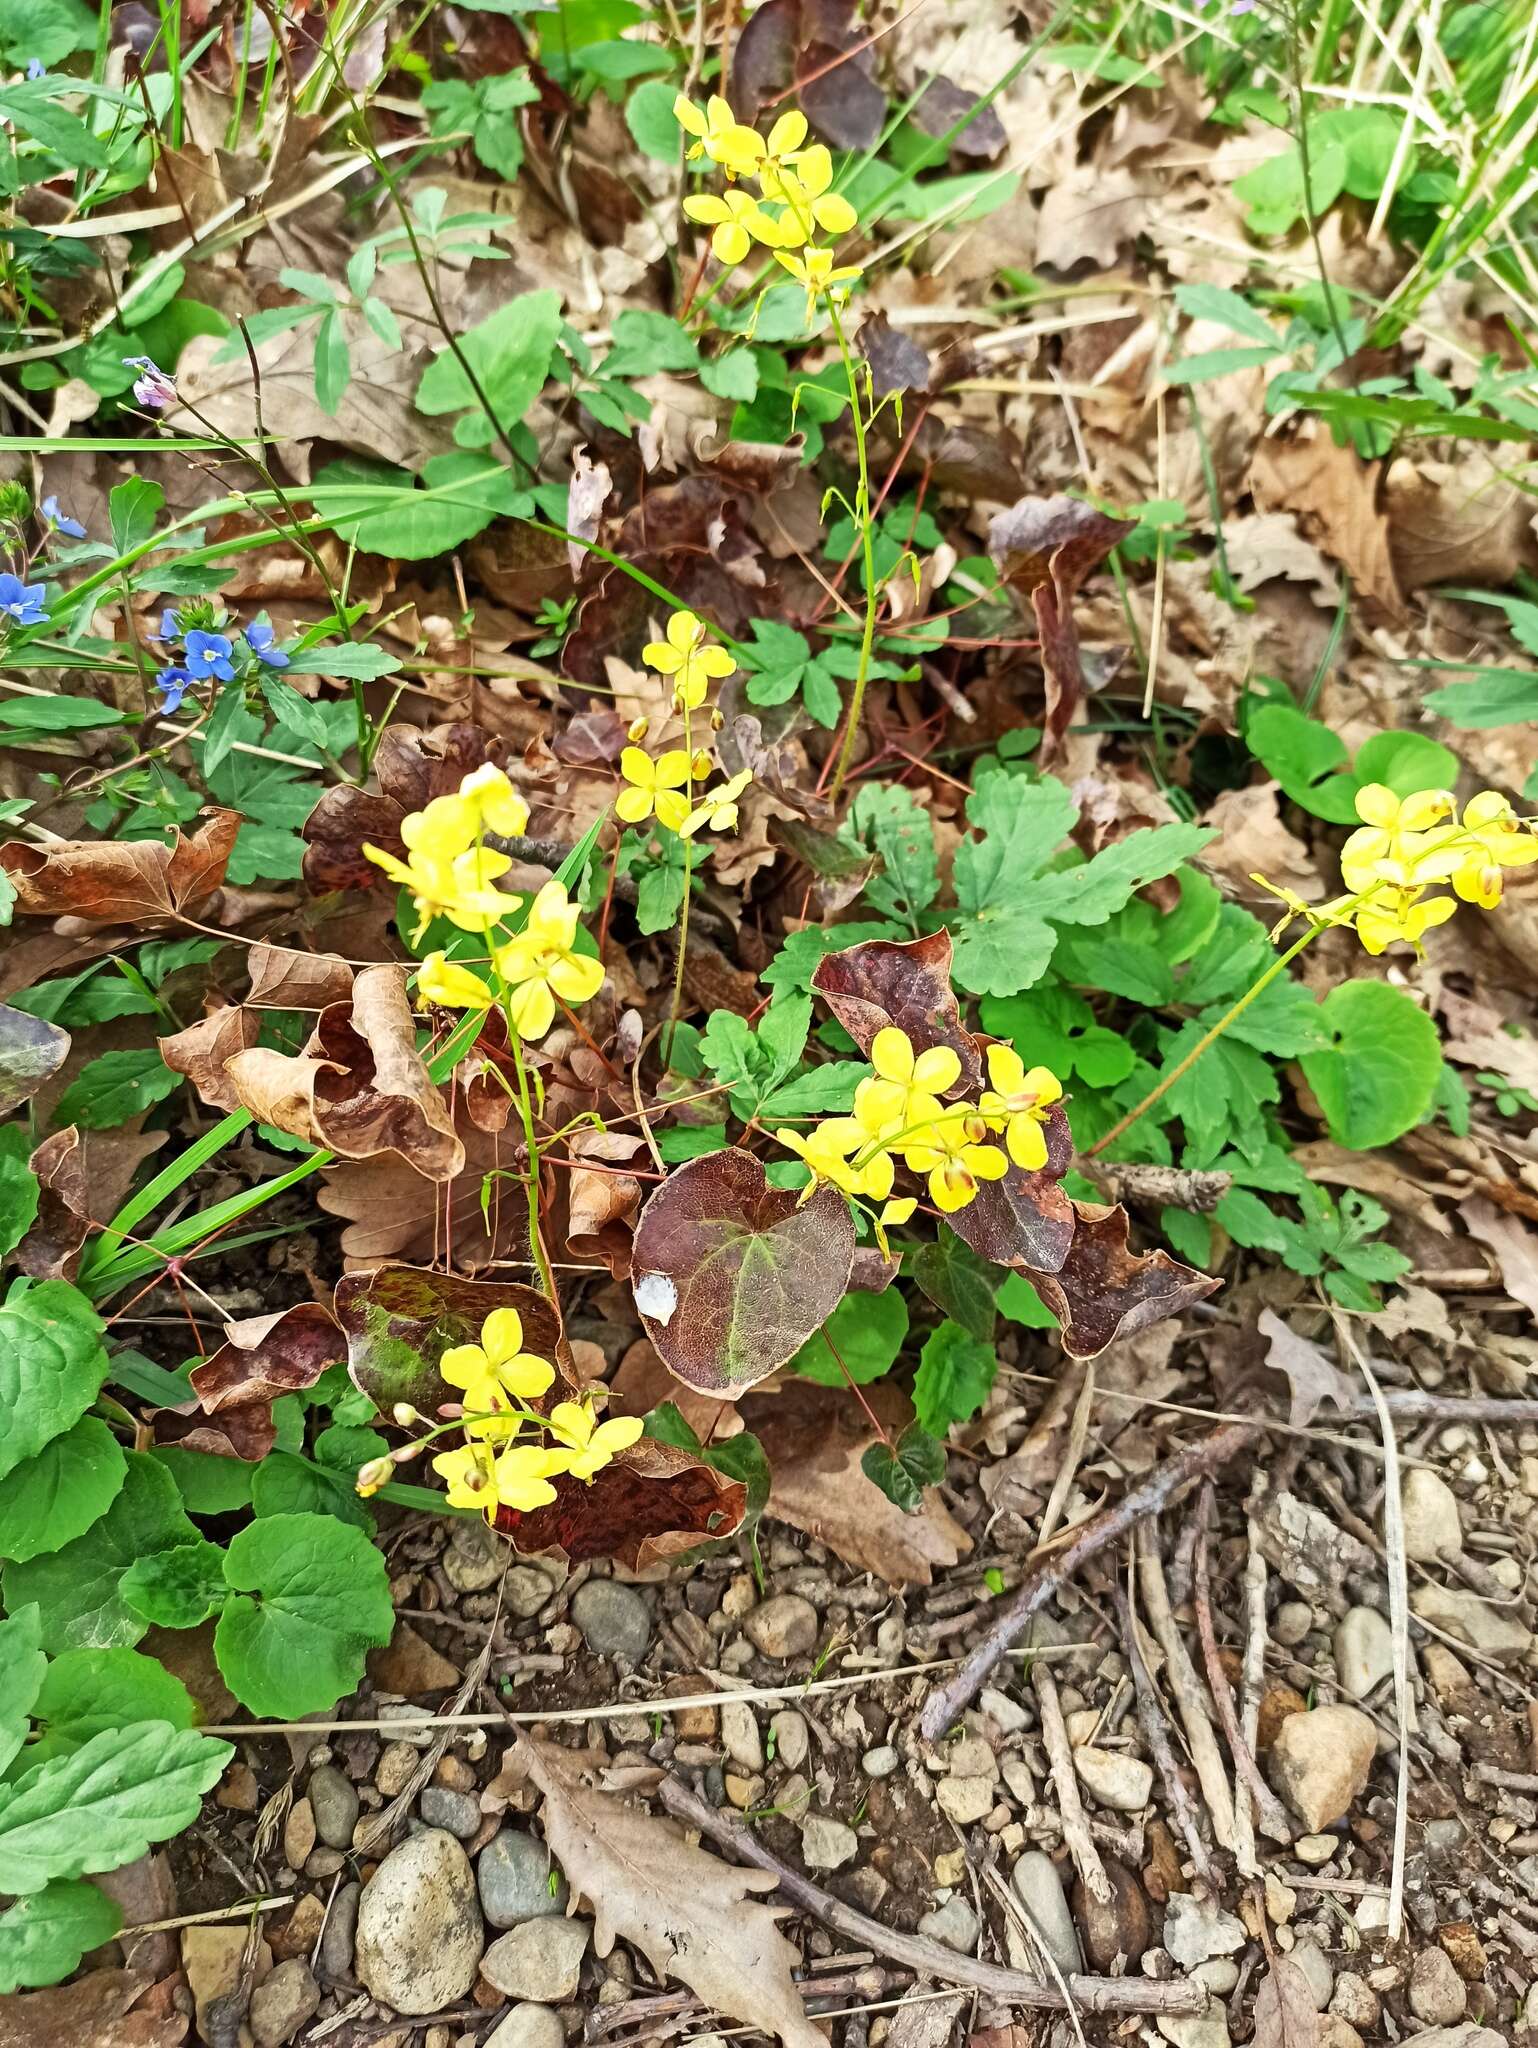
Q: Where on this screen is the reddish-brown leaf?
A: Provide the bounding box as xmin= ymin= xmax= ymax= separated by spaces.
xmin=302 ymin=722 xmax=510 ymax=893
xmin=988 ymin=497 xmax=1135 ymax=756
xmin=631 ymin=1150 xmax=855 ymax=1397
xmin=564 ymin=1129 xmax=646 ymax=1276
xmin=811 ymin=931 xmax=985 ymax=1090
xmin=317 ymin=1105 xmax=529 ymax=1272
xmin=1023 ymin=1201 xmax=1220 ymax=1359
xmin=731 ymin=0 xmax=885 ymax=149
xmin=0 ymin=809 xmax=240 ymax=924
xmin=177 ymin=1303 xmax=344 ymax=1461
xmin=497 ymin=1435 xmax=747 ymax=1571
xmin=947 ymin=1103 xmax=1076 ymax=1276
xmin=13 ymin=1125 xmax=166 ymax=1281
xmin=0 ymin=1000 xmax=69 ymax=1114
xmin=0 ymin=1968 xmax=188 ymax=2048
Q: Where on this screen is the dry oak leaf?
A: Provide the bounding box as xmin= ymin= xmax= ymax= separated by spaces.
xmin=1247 ymin=423 xmax=1405 ymax=619
xmin=564 ymin=1128 xmax=646 ymax=1276
xmin=0 ymin=808 xmax=240 ymax=924
xmin=219 ymin=965 xmax=463 ymax=1180
xmin=13 ymin=1124 xmax=166 ymax=1281
xmin=741 ymin=1379 xmax=970 ymax=1587
xmin=1384 ymin=450 xmax=1538 ymax=591
xmin=0 ymin=1967 xmax=189 ymax=2048
xmin=245 ymin=941 xmax=355 ymax=1010
xmin=515 ymin=1733 xmax=825 ymax=2048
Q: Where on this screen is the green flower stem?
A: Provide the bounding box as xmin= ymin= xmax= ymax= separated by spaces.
xmin=666 ymin=702 xmax=696 ymax=1056
xmin=824 ymin=296 xmax=879 ymax=806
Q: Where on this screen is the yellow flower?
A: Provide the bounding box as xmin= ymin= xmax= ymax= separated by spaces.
xmin=459 ymin=762 xmax=531 ymax=839
xmin=760 ymin=146 xmax=857 ymax=245
xmin=432 ymin=1440 xmax=498 ymax=1514
xmin=441 ymin=1307 xmax=556 ymax=1435
xmin=774 ymin=244 xmax=863 ymax=321
xmin=494 ymin=878 xmax=605 ymax=1040
xmin=1251 ymin=876 xmax=1356 ymax=941
xmin=545 ymin=1399 xmax=644 ymax=1482
xmin=1450 ymin=789 xmax=1538 ymax=907
xmin=901 ymin=1114 xmax=1008 ymax=1214
xmin=682 ymin=188 xmax=783 ymax=264
xmin=1352 ymin=886 xmax=1457 ymax=956
xmin=642 ymin=608 xmax=735 ymax=711
xmin=874 ymin=1194 xmax=916 ymax=1258
xmin=763 ymin=109 xmax=811 ymax=161
xmin=365 ymin=838 xmax=523 ymax=940
xmin=418 ymin=951 xmax=495 ymax=1010
xmin=774 ymin=1118 xmax=893 ymax=1203
xmin=490 ymin=1443 xmax=568 ymax=1512
xmin=979 ymin=1045 xmax=1063 ymax=1172
xmin=1340 ymin=782 xmax=1461 ymax=892
xmin=681 ymin=769 xmax=752 ymax=837
xmin=616 ymin=746 xmax=694 ymax=831
xmin=674 ymin=93 xmax=764 ymax=178
xmin=854 ymin=1026 xmax=960 ymax=1144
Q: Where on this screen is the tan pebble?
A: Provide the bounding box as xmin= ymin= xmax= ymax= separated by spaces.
xmin=435 ymin=1755 xmax=476 ymax=1792
xmin=217 ymin=1761 xmax=259 ymax=1812
xmin=283 ymin=1798 xmax=316 ymax=1871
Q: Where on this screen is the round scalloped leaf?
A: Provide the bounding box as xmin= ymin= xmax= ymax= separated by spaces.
xmin=1299 ymin=980 xmax=1441 ymax=1151
xmin=0 ymin=1279 xmax=111 ymax=1486
xmin=630 ymin=1150 xmax=855 ymax=1396
xmin=213 ymin=1513 xmax=395 ymax=1719
xmin=0 ymin=1878 xmax=122 ymax=1994
xmin=119 ymin=1540 xmax=228 ymax=1632
xmin=0 ymin=1414 xmax=127 ymax=1564
xmin=29 ymin=1648 xmax=197 ymax=1766
xmin=0 ymin=1721 xmax=230 ymax=1894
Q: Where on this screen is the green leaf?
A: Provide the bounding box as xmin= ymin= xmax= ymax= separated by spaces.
xmin=0 ymin=696 xmax=130 ymax=735
xmin=861 ymin=1422 xmax=945 ymax=1514
xmin=0 ymin=1280 xmax=110 ymax=1487
xmin=912 ymin=1321 xmax=997 ymax=1436
xmin=3 ymin=1452 xmax=200 ymax=1651
xmin=1300 ymin=980 xmax=1441 ymax=1150
xmin=0 ymin=83 xmax=108 ymax=167
xmin=108 ymin=477 xmax=164 ymax=557
xmin=1031 ymin=823 xmax=1216 ymax=927
xmin=1352 ymin=729 xmax=1458 ymax=797
xmin=851 ymin=783 xmax=940 ymax=924
xmin=788 ymin=1289 xmax=908 ymax=1386
xmin=950 ymin=906 xmax=1058 ymax=998
xmin=1424 ymin=669 xmax=1538 ymax=729
xmin=282 ymin=642 xmax=403 ymax=681
xmin=0 ymin=1125 xmax=39 ymax=1261
xmin=700 ymin=350 xmax=759 ymax=402
xmin=29 ymin=1647 xmax=196 ymax=1761
xmin=0 ymin=1415 xmax=127 ymax=1564
xmin=250 ymin=1450 xmax=374 ymax=1532
xmin=1172 ymin=283 xmax=1282 ymax=348
xmin=625 ymin=76 xmax=682 ymax=160
xmin=0 ymin=1878 xmax=122 ymax=1994
xmin=311 ymin=452 xmax=532 ymax=560
xmin=1164 ymin=345 xmax=1284 ymax=385
xmin=911 ymin=1226 xmax=999 ymax=1341
xmin=997 ymin=1272 xmax=1059 ymax=1328
xmin=0 ymin=0 xmax=96 ymax=68
xmin=603 ymin=310 xmax=700 ymax=379
xmin=52 ymin=1049 xmax=179 ymax=1132
xmin=213 ymin=1514 xmax=395 ymax=1718
xmin=417 ymin=289 xmax=563 ymax=425
xmin=954 ymin=778 xmax=1079 ymax=913
xmin=0 ymin=1721 xmax=230 ymax=1894
xmin=119 ymin=1540 xmax=228 ymax=1630
xmin=0 ymin=1607 xmax=46 ymax=1778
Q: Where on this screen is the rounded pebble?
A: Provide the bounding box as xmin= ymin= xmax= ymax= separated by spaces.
xmin=572 ymin=1579 xmax=653 ymax=1662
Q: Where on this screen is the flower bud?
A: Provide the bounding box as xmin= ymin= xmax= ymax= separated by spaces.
xmin=392 ymin=1402 xmax=418 ymax=1426
xmin=627 ymin=716 xmax=650 ymax=742
xmin=356 ymin=1456 xmax=392 ymax=1496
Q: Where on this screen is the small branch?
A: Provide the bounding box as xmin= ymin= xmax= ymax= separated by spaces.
xmin=1077 ymin=1161 xmax=1232 ymax=1213
xmin=919 ymin=1421 xmax=1261 ymax=1739
xmin=658 ymin=1776 xmax=1205 ymax=2016
xmin=1033 ymin=1661 xmax=1111 ymax=1907
xmin=1192 ymin=1486 xmax=1293 ymax=1849
xmin=1234 ymin=1520 xmax=1271 ymax=1874
xmin=1112 ymin=1577 xmax=1215 ymax=1888
xmin=1137 ymin=1525 xmax=1237 ymax=1853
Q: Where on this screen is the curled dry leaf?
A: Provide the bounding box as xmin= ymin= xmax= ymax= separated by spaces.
xmin=0 ymin=1967 xmax=188 ymax=2048
xmin=0 ymin=1000 xmax=69 ymax=1115
xmin=1027 ymin=1201 xmax=1220 ymax=1358
xmin=1248 ymin=424 xmax=1405 ymax=619
xmin=630 ymin=1150 xmax=856 ymax=1397
xmin=496 ymin=1433 xmax=748 ymax=1571
xmin=317 ymin=1105 xmax=528 ymax=1272
xmin=174 ymin=1304 xmax=344 ymax=1461
xmin=741 ymin=1378 xmax=970 ymax=1586
xmin=564 ymin=1129 xmax=646 ymax=1276
xmin=811 ymin=931 xmax=985 ymax=1091
xmin=730 ymin=0 xmax=885 ymax=150
xmin=13 ymin=1125 xmax=166 ymax=1281
xmin=245 ymin=942 xmax=355 ymax=1010
xmin=302 ymin=722 xmax=510 ymax=894
xmin=0 ymin=809 xmax=240 ymax=925
xmin=515 ymin=1734 xmax=825 ymax=2048
xmin=1257 ymin=1307 xmax=1354 ymax=1431
xmin=1250 ymin=1956 xmax=1321 ymax=2048
xmin=988 ymin=496 xmax=1137 ymax=755
xmin=217 ymin=966 xmax=463 ymax=1181
xmin=567 ymin=444 xmax=613 ymax=574
xmin=158 ymin=1005 xmax=260 ymax=1115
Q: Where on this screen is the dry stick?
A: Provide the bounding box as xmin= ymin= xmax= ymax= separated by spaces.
xmin=918 ymin=1421 xmax=1260 ymax=1741
xmin=1033 ymin=1661 xmax=1112 ymax=1908
xmin=1111 ymin=1577 xmax=1215 ymax=1889
xmin=1234 ymin=1521 xmax=1271 ymax=1876
xmin=1137 ymin=1524 xmax=1237 ymax=1854
xmin=1191 ymin=1485 xmax=1293 ymax=1851
xmin=658 ymin=1776 xmax=1204 ymax=2018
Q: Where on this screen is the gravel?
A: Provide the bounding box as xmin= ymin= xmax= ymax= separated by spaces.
xmin=572 ymin=1579 xmax=654 ymax=1661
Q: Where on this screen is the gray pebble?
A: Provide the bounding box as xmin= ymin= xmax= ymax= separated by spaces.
xmin=419 ymin=1785 xmax=481 ymax=1840
xmin=745 ymin=1595 xmax=819 ymax=1659
xmin=308 ymin=1764 xmax=360 ymax=1851
xmin=801 ymin=1814 xmax=858 ymax=1870
xmin=319 ymin=1880 xmax=359 ymax=1983
xmin=478 ymin=1828 xmax=569 ymax=1928
xmin=485 ymin=2004 xmax=567 ymax=2048
xmin=769 ymin=1710 xmax=809 ymax=1770
xmin=917 ymin=1896 xmax=979 ymax=1954
xmin=480 ymin=1918 xmax=591 ymax=2002
xmin=1007 ymin=1851 xmax=1081 ymax=1977
xmin=249 ymin=1958 xmax=320 ymax=2048
xmin=862 ymin=1745 xmax=900 ymax=1779
xmin=572 ymin=1579 xmax=653 ymax=1662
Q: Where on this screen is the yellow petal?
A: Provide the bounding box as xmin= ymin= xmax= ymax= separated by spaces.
xmin=480 ymin=1307 xmax=525 ymax=1365
xmin=614 ymin=786 xmax=653 ymax=825
xmin=766 ymin=110 xmax=808 ymax=156
xmin=1353 ymin=783 xmax=1400 ymax=829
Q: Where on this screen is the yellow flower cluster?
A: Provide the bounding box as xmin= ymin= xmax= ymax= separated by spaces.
xmin=675 ymin=96 xmax=861 ymax=316
xmin=358 ymin=1308 xmax=643 ymax=1522
xmin=364 ymin=764 xmax=606 ymax=1041
xmin=774 ymin=1028 xmax=1063 ymax=1224
xmin=643 ymin=607 xmax=734 ymax=713
xmin=617 ymin=743 xmax=751 ymax=838
xmin=1258 ymin=783 xmax=1538 ymax=955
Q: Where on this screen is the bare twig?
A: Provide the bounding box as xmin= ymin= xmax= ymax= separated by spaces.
xmin=657 ymin=1776 xmax=1205 ymax=2017
xmin=1112 ymin=1576 xmax=1215 ymax=1887
xmin=1192 ymin=1485 xmax=1293 ymax=1850
xmin=919 ymin=1422 xmax=1261 ymax=1739
xmin=1033 ymin=1661 xmax=1112 ymax=1907
xmin=1234 ymin=1520 xmax=1271 ymax=1875
xmin=1137 ymin=1525 xmax=1237 ymax=1853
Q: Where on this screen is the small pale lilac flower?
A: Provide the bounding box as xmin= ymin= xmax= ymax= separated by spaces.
xmin=243 ymin=621 xmax=290 ymax=669
xmin=40 ymin=494 xmax=86 ymax=539
xmin=125 ymin=355 xmax=177 ymax=411
xmin=155 ymin=665 xmax=194 ymax=715
xmin=184 ymin=628 xmax=235 ymax=682
xmin=26 ymin=59 xmax=45 ymax=80
xmin=0 ymin=571 xmax=48 ymax=626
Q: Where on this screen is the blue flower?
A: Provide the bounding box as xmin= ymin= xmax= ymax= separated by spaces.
xmin=155 ymin=665 xmax=194 ymax=715
xmin=26 ymin=59 xmax=45 ymax=80
xmin=156 ymin=607 xmax=182 ymax=643
xmin=39 ymin=494 xmax=86 ymax=539
xmin=184 ymin=628 xmax=235 ymax=682
xmin=0 ymin=572 xmax=48 ymax=626
xmin=243 ymin=620 xmax=290 ymax=669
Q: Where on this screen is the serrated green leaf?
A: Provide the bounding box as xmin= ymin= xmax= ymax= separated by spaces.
xmin=1031 ymin=823 xmax=1215 ymax=927
xmin=954 ymin=778 xmax=1079 ymax=914
xmin=912 ymin=1321 xmax=997 ymax=1436
xmin=851 ymin=783 xmax=940 ymax=924
xmin=861 ymin=1422 xmax=945 ymax=1513
xmin=700 ymin=350 xmax=759 ymax=402
xmin=788 ymin=1289 xmax=908 ymax=1386
xmin=29 ymin=1647 xmax=196 ymax=1763
xmin=0 ymin=1606 xmax=46 ymax=1778
xmin=1172 ymin=283 xmax=1282 ymax=348
xmin=603 ymin=310 xmax=700 ymax=379
xmin=949 ymin=906 xmax=1057 ymax=998
xmin=119 ymin=1539 xmax=228 ymax=1630
xmin=0 ymin=1721 xmax=230 ymax=1893
xmin=283 ymin=642 xmax=404 ymax=681
xmin=0 ymin=1878 xmax=122 ymax=1993
xmin=0 ymin=1280 xmax=110 ymax=1486
xmin=0 ymin=1415 xmax=127 ymax=1564
xmin=214 ymin=1514 xmax=395 ymax=1718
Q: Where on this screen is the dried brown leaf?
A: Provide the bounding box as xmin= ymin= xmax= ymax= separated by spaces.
xmin=811 ymin=931 xmax=984 ymax=1091
xmin=498 ymin=1435 xmax=748 ymax=1571
xmin=1459 ymin=1196 xmax=1538 ymax=1317
xmin=302 ymin=723 xmax=510 ymax=894
xmin=185 ymin=1303 xmax=345 ymax=1460
xmin=0 ymin=809 xmax=240 ymax=924
xmin=516 ymin=1734 xmax=824 ymax=2048
xmin=245 ymin=943 xmax=355 ymax=1010
xmin=158 ymin=1005 xmax=260 ymax=1114
xmin=13 ymin=1125 xmax=166 ymax=1281
xmin=988 ymin=496 xmax=1136 ymax=754
xmin=1384 ymin=450 xmax=1538 ymax=591
xmin=1257 ymin=1307 xmax=1354 ymax=1431
xmin=565 ymin=1129 xmax=645 ymax=1276
xmin=0 ymin=1000 xmax=69 ymax=1114
xmin=1248 ymin=423 xmax=1405 ymax=619
xmin=1251 ymin=1957 xmax=1320 ymax=2048
xmin=1025 ymin=1201 xmax=1220 ymax=1359
xmin=0 ymin=1968 xmax=188 ymax=2048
